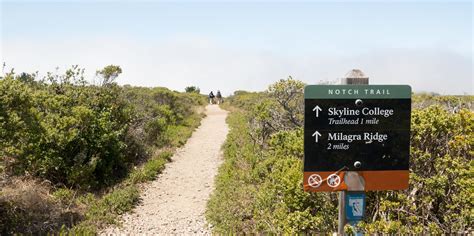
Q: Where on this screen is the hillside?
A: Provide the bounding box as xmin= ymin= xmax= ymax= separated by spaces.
xmin=207 ymin=77 xmax=473 ymax=234
xmin=0 ymin=66 xmax=206 ymax=234
xmin=1 ymin=70 xmax=472 ymax=234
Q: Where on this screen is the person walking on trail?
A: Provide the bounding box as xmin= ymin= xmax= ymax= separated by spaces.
xmin=209 ymin=91 xmax=215 ymax=104
xmin=216 ymin=90 xmax=223 ymax=104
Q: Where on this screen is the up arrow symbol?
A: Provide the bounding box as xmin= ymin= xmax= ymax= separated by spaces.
xmin=312 ymin=131 xmax=321 ymax=143
xmin=313 ymin=105 xmax=322 ymax=117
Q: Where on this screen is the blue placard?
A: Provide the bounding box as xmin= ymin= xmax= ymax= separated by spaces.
xmin=345 ymin=192 xmax=366 ymax=222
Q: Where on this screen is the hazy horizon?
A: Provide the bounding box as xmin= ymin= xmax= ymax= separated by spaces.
xmin=1 ymin=1 xmax=472 ymax=95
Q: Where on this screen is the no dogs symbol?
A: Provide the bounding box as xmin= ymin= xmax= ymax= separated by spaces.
xmin=327 ymin=174 xmax=341 ymax=188
xmin=308 ymin=174 xmax=323 ymax=188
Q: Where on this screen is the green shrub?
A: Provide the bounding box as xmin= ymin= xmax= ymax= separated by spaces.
xmin=208 ymin=78 xmax=473 ymax=234
xmin=0 ymin=66 xmax=205 ymax=190
xmin=51 ymin=188 xmax=75 ymax=205
xmin=86 ymin=185 xmax=140 ymax=222
xmin=0 ymin=65 xmax=206 ymax=234
xmin=185 ymin=86 xmax=200 ymax=93
xmin=0 ymin=69 xmax=133 ymax=189
xmin=362 ymin=106 xmax=473 ymax=233
xmin=127 ymin=151 xmax=172 ymax=184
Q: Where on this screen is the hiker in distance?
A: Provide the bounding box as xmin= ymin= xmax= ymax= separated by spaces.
xmin=216 ymin=90 xmax=223 ymax=104
xmin=209 ymin=91 xmax=215 ymax=104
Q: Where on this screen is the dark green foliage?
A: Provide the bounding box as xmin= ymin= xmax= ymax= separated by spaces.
xmin=122 ymin=86 xmax=205 ymax=148
xmin=208 ymin=78 xmax=473 ymax=233
xmin=1 ymin=70 xmax=133 ymax=189
xmin=96 ymin=65 xmax=122 ymax=86
xmin=185 ymin=86 xmax=200 ymax=94
xmin=0 ymin=67 xmax=204 ymax=189
xmin=0 ymin=65 xmax=206 ymax=234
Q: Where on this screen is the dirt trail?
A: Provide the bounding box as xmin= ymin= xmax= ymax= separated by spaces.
xmin=102 ymin=105 xmax=228 ymax=235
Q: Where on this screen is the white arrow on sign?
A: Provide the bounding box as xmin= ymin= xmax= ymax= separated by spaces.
xmin=313 ymin=105 xmax=322 ymax=117
xmin=312 ymin=131 xmax=321 ymax=143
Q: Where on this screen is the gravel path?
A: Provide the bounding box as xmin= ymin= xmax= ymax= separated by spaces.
xmin=102 ymin=105 xmax=228 ymax=235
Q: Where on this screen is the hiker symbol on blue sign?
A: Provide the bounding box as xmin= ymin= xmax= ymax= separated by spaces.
xmin=349 ymin=198 xmax=363 ymax=216
xmin=345 ymin=192 xmax=366 ymax=221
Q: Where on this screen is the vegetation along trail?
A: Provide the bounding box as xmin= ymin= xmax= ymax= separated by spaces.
xmin=103 ymin=105 xmax=228 ymax=235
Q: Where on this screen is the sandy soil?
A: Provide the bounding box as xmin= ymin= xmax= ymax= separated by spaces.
xmin=102 ymin=105 xmax=228 ymax=235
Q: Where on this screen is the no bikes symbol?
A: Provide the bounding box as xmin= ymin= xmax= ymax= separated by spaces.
xmin=308 ymin=174 xmax=323 ymax=188
xmin=308 ymin=173 xmax=341 ymax=188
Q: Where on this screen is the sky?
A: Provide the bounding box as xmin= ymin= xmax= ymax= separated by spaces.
xmin=1 ymin=0 xmax=472 ymax=95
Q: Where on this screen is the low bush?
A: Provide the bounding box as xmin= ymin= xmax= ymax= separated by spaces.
xmin=208 ymin=77 xmax=473 ymax=234
xmin=0 ymin=66 xmax=205 ymax=189
xmin=0 ymin=66 xmax=206 ymax=234
xmin=127 ymin=151 xmax=172 ymax=185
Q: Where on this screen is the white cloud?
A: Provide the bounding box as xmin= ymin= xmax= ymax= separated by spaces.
xmin=2 ymin=36 xmax=472 ymax=95
xmin=294 ymin=49 xmax=473 ymax=95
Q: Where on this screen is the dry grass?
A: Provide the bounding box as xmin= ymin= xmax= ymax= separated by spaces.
xmin=194 ymin=105 xmax=207 ymax=116
xmin=0 ymin=177 xmax=82 ymax=234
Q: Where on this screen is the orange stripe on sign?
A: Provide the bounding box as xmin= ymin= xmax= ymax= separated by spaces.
xmin=361 ymin=170 xmax=409 ymax=191
xmin=303 ymin=170 xmax=409 ymax=192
